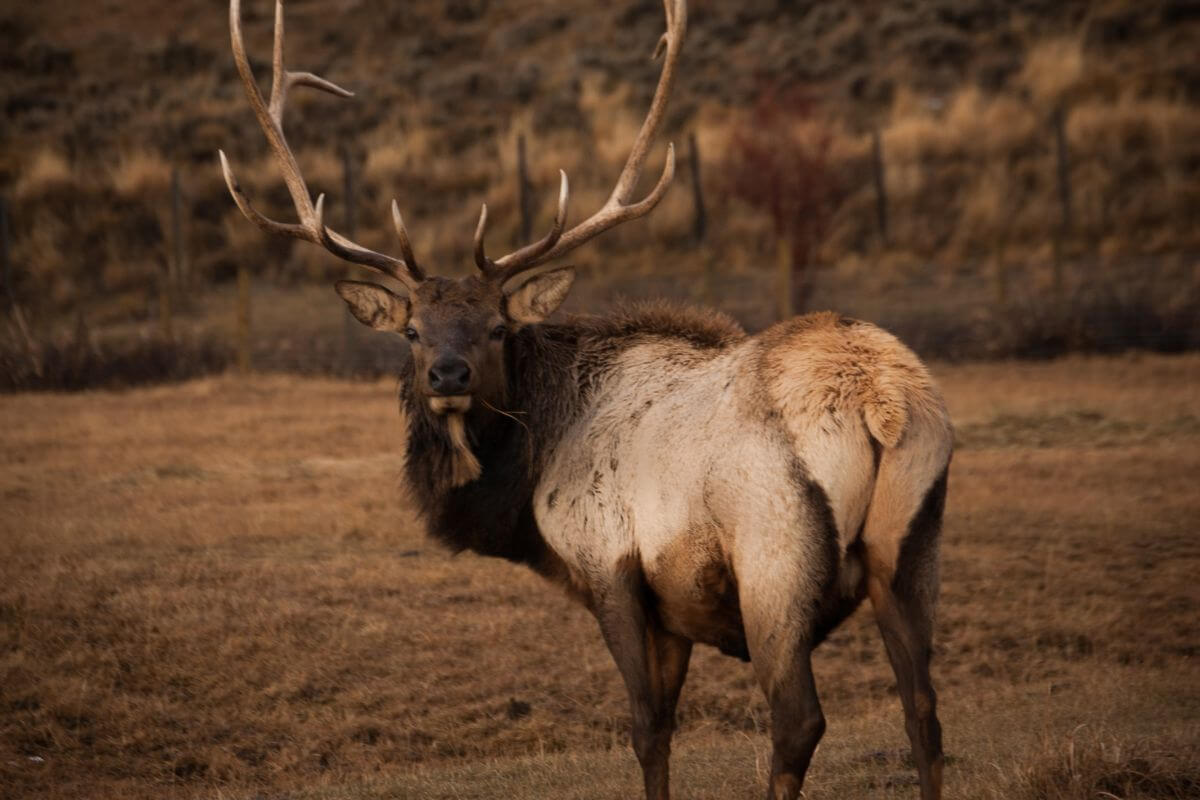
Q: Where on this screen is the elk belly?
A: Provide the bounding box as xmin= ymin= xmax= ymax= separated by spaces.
xmin=645 ymin=528 xmax=749 ymax=661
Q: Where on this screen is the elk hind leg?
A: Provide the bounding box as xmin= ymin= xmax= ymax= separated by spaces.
xmin=595 ymin=560 xmax=693 ymax=800
xmin=757 ymin=644 xmax=824 ymax=800
xmin=865 ymin=468 xmax=948 ymax=800
xmin=738 ymin=542 xmax=833 ymax=797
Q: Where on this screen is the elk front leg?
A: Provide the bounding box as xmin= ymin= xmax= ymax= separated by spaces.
xmin=595 ymin=563 xmax=693 ymax=800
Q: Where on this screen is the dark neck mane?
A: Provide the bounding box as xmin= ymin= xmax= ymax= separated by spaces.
xmin=401 ymin=323 xmax=581 ymax=570
xmin=401 ymin=302 xmax=745 ymax=571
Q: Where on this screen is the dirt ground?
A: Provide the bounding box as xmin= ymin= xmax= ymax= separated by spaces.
xmin=1 ymin=353 xmax=1198 ymax=799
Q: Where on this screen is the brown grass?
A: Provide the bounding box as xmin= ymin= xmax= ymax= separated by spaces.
xmin=1 ymin=354 xmax=1197 ymax=799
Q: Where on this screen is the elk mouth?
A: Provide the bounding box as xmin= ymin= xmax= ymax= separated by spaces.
xmin=428 ymin=395 xmax=472 ymax=415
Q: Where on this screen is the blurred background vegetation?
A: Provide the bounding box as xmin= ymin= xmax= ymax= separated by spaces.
xmin=1 ymin=0 xmax=1198 ymax=389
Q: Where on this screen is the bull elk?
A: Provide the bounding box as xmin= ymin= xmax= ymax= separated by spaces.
xmin=219 ymin=1 xmax=952 ymax=798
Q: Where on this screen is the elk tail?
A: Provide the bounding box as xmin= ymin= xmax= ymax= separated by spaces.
xmin=861 ymin=371 xmax=910 ymax=450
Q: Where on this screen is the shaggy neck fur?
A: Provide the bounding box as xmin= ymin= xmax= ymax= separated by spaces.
xmin=401 ymin=323 xmax=582 ymax=570
xmin=401 ymin=302 xmax=745 ymax=572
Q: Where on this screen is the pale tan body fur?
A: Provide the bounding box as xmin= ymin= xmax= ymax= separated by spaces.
xmin=536 ymin=312 xmax=952 ymax=672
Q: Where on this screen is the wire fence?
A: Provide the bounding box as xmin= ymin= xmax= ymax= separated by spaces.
xmin=3 ymin=97 xmax=1198 ymax=392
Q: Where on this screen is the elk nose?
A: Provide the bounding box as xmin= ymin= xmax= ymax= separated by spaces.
xmin=428 ymin=356 xmax=472 ymax=395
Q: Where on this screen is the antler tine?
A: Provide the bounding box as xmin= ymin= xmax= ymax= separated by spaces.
xmin=490 ymin=0 xmax=687 ymax=281
xmin=473 ymin=204 xmax=493 ymax=273
xmin=609 ymin=0 xmax=684 ymax=207
xmin=474 ymin=171 xmax=570 ymax=283
xmin=391 ymin=201 xmax=424 ymax=281
xmin=267 ymin=0 xmax=353 ymax=128
xmin=221 ymin=0 xmax=423 ymax=291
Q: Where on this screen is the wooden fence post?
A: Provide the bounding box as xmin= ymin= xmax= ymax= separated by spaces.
xmin=1053 ymin=106 xmax=1073 ymax=233
xmin=688 ymin=132 xmax=706 ymax=244
xmin=0 ymin=195 xmax=8 ymax=310
xmin=158 ymin=264 xmax=174 ymax=341
xmin=170 ymin=165 xmax=187 ymax=294
xmin=1 ymin=195 xmax=41 ymax=376
xmin=341 ymin=145 xmax=357 ymax=237
xmin=236 ymin=264 xmax=251 ymax=375
xmin=516 ymin=133 xmax=533 ymax=245
xmin=340 ymin=145 xmax=358 ymax=360
xmin=871 ymin=129 xmax=889 ymax=248
xmin=157 ymin=283 xmax=174 ymax=339
xmin=776 ymin=236 xmax=793 ymax=322
xmin=1052 ymin=106 xmax=1072 ymax=298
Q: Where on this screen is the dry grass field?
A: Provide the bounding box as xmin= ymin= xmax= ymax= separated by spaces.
xmin=1 ymin=353 xmax=1198 ymax=799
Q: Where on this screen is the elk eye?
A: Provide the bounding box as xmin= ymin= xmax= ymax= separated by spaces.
xmin=489 ymin=325 xmax=507 ymax=341
xmin=404 ymin=327 xmax=419 ymax=342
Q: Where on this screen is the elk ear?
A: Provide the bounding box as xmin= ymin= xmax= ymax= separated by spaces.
xmin=505 ymin=267 xmax=575 ymax=325
xmin=335 ymin=280 xmax=411 ymax=332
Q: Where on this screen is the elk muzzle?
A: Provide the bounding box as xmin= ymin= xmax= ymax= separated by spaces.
xmin=427 ymin=357 xmax=472 ymax=417
xmin=429 ymin=355 xmax=472 ymax=395
xmin=427 ymin=354 xmax=474 ymax=416
xmin=424 ymin=354 xmax=479 ymax=483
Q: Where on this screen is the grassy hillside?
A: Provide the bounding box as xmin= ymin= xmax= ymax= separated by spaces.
xmin=1 ymin=0 xmax=1198 ymax=360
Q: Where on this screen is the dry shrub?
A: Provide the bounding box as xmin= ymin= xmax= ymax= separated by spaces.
xmin=578 ymin=78 xmax=643 ymax=176
xmin=422 ymin=156 xmax=496 ymax=198
xmin=720 ymin=86 xmax=841 ymax=312
xmin=1018 ymin=36 xmax=1085 ymax=108
xmin=883 ymin=86 xmax=950 ymax=164
xmin=0 ymin=331 xmax=233 ymax=392
xmin=364 ymin=139 xmax=413 ymax=184
xmin=1016 ymin=731 xmax=1200 ymax=800
xmin=496 ymin=123 xmax=584 ymax=196
xmin=646 ymin=177 xmax=694 ymax=247
xmin=219 ymin=208 xmax=295 ymax=284
xmin=252 ymin=330 xmax=409 ymax=379
xmin=234 ymin=152 xmax=293 ymax=197
xmin=292 ymin=148 xmax=344 ymax=198
xmin=360 ymin=107 xmax=443 ymax=201
xmin=870 ymin=53 xmax=1200 ymax=264
xmin=13 ymin=213 xmax=71 ymax=301
xmin=1067 ymin=95 xmax=1192 ymax=162
xmin=882 ymin=83 xmax=1045 ymax=260
xmin=108 ymin=150 xmax=171 ymax=198
xmin=988 ymin=261 xmax=1200 ymax=359
xmin=942 ymin=86 xmax=1037 ymax=155
xmin=1065 ymin=94 xmax=1200 ymax=243
xmin=12 ymin=149 xmax=73 ymax=200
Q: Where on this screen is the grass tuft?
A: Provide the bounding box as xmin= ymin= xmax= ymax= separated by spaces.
xmin=1016 ymin=732 xmax=1200 ymax=800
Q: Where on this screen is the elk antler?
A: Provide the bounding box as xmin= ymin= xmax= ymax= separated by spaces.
xmin=476 ymin=0 xmax=687 ymax=286
xmin=218 ymin=0 xmax=425 ymax=290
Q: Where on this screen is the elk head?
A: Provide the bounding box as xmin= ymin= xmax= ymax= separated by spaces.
xmin=218 ymin=0 xmax=687 ymax=484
